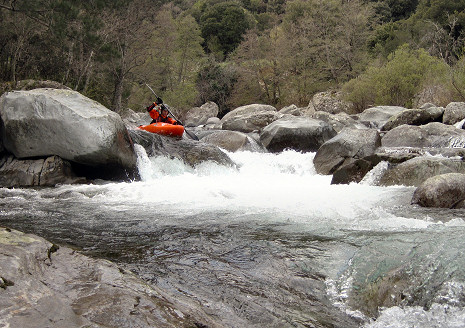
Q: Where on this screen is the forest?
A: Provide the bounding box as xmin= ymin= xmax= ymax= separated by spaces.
xmin=1 ymin=0 xmax=465 ymax=117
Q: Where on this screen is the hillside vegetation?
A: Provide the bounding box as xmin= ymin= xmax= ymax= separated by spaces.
xmin=1 ymin=0 xmax=465 ymax=116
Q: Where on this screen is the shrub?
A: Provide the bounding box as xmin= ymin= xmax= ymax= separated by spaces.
xmin=343 ymin=45 xmax=449 ymax=111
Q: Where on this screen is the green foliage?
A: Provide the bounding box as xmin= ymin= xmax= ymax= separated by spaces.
xmin=343 ymin=45 xmax=449 ymax=111
xmin=196 ymin=58 xmax=237 ymax=117
xmin=200 ymin=2 xmax=250 ymax=57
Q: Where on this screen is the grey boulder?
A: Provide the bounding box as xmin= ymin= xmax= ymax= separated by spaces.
xmin=379 ymin=156 xmax=465 ymax=187
xmin=260 ymin=116 xmax=337 ymax=153
xmin=313 ymin=128 xmax=381 ymax=175
xmin=358 ymin=106 xmax=406 ymax=129
xmin=185 ymin=101 xmax=219 ymax=127
xmin=380 ymin=107 xmax=444 ymax=131
xmin=381 ymin=122 xmax=465 ymax=148
xmin=0 ymin=89 xmax=136 ymax=171
xmin=412 ymin=173 xmax=465 ymax=208
xmin=201 ymin=130 xmax=258 ymax=152
xmin=129 ymin=129 xmax=235 ymax=167
xmin=221 ymin=104 xmax=278 ymax=133
xmin=443 ymin=102 xmax=465 ymax=125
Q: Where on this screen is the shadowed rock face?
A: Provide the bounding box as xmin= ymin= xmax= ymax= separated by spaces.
xmin=0 ymin=88 xmax=137 ymax=170
xmin=0 ymin=227 xmax=222 ymax=328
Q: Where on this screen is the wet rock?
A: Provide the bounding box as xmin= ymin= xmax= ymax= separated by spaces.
xmin=221 ymin=104 xmax=278 ymax=133
xmin=0 ymin=155 xmax=86 ymax=187
xmin=201 ymin=130 xmax=256 ymax=152
xmin=412 ymin=173 xmax=465 ymax=208
xmin=129 ymin=129 xmax=235 ymax=167
xmin=331 ymin=158 xmax=374 ymax=184
xmin=185 ymin=101 xmax=219 ymax=127
xmin=443 ymin=102 xmax=465 ymax=125
xmin=380 ymin=107 xmax=444 ymax=131
xmin=381 ymin=122 xmax=465 ymax=148
xmin=358 ymin=106 xmax=406 ymax=129
xmin=379 ymin=157 xmax=465 ymax=187
xmin=314 ymin=128 xmax=381 ymax=175
xmin=260 ymin=116 xmax=337 ymax=153
xmin=0 ymin=227 xmax=221 ymax=328
xmin=0 ymin=89 xmax=137 ymax=173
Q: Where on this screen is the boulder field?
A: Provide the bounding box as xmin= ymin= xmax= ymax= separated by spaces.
xmin=3 ymin=86 xmax=465 ymax=208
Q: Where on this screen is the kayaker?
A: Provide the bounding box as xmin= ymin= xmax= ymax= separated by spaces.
xmin=146 ymin=98 xmax=180 ymax=125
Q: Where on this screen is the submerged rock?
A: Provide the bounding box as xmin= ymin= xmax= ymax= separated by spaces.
xmin=412 ymin=173 xmax=465 ymax=208
xmin=0 ymin=227 xmax=221 ymax=328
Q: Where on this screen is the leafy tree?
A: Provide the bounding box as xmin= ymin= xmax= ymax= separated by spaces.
xmin=196 ymin=58 xmax=237 ymax=117
xmin=200 ymin=1 xmax=250 ymax=58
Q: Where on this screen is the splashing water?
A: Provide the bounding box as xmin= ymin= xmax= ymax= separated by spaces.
xmin=1 ymin=148 xmax=465 ymax=327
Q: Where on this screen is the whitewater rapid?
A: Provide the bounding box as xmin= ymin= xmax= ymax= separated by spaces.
xmin=1 ymin=148 xmax=465 ymax=327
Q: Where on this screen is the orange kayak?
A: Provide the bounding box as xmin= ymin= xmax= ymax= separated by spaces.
xmin=137 ymin=122 xmax=184 ymax=137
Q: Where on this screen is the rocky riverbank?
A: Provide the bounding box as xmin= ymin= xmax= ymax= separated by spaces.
xmin=2 ymin=85 xmax=465 ymax=208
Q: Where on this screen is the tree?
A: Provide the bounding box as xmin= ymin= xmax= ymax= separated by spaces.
xmin=200 ymin=1 xmax=250 ymax=58
xmin=196 ymin=58 xmax=237 ymax=117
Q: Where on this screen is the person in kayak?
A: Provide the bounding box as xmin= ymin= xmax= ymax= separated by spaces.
xmin=146 ymin=97 xmax=180 ymax=125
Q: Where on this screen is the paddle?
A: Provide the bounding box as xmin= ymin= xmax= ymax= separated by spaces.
xmin=145 ymin=84 xmax=199 ymax=141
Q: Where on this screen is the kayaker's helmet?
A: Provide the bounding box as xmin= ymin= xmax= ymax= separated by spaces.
xmin=160 ymin=107 xmax=169 ymax=117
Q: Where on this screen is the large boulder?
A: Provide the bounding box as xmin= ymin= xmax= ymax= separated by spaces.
xmin=380 ymin=106 xmax=444 ymax=131
xmin=260 ymin=116 xmax=337 ymax=153
xmin=358 ymin=106 xmax=406 ymax=129
xmin=0 ymin=227 xmax=219 ymax=328
xmin=412 ymin=173 xmax=465 ymax=208
xmin=0 ymin=155 xmax=85 ymax=187
xmin=221 ymin=104 xmax=278 ymax=133
xmin=201 ymin=130 xmax=258 ymax=152
xmin=185 ymin=101 xmax=219 ymax=127
xmin=313 ymin=128 xmax=381 ymax=175
xmin=0 ymin=89 xmax=137 ymax=173
xmin=443 ymin=102 xmax=465 ymax=125
xmin=381 ymin=122 xmax=465 ymax=148
xmin=309 ymin=91 xmax=354 ymax=114
xmin=310 ymin=111 xmax=365 ymax=132
xmin=129 ymin=129 xmax=235 ymax=167
xmin=378 ymin=157 xmax=465 ymax=187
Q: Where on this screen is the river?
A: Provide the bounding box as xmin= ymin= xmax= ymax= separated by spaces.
xmin=1 ymin=147 xmax=465 ymax=327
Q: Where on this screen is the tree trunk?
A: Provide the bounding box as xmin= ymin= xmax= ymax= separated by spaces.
xmin=112 ymin=70 xmax=124 ymax=112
